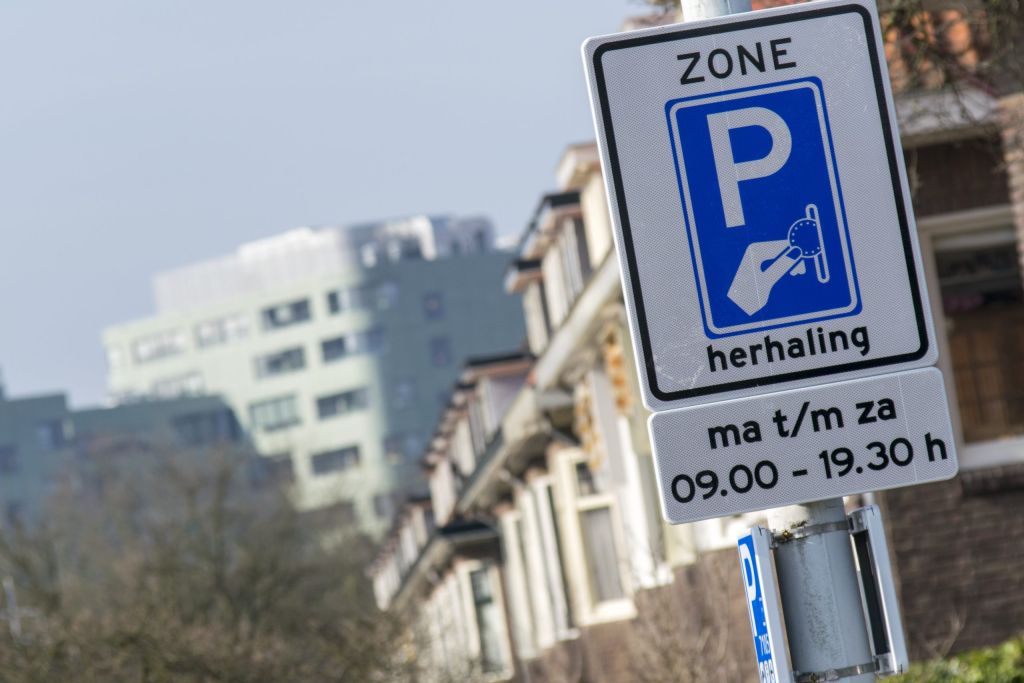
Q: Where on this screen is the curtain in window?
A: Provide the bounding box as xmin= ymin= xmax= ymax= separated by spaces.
xmin=581 ymin=506 xmax=625 ymax=602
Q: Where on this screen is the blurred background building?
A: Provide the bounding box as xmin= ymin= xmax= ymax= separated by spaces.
xmin=102 ymin=214 xmax=525 ymax=536
xmin=0 ymin=384 xmax=245 ymax=525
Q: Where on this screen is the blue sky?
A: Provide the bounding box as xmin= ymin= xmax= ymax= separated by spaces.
xmin=0 ymin=0 xmax=640 ymax=405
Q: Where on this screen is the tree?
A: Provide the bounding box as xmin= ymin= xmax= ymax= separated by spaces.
xmin=0 ymin=440 xmax=405 ymax=683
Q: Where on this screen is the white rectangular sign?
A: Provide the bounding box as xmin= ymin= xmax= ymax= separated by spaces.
xmin=583 ymin=0 xmax=936 ymax=411
xmin=649 ymin=368 xmax=957 ymax=524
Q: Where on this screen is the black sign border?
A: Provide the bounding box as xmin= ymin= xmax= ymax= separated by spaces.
xmin=591 ymin=3 xmax=930 ymax=403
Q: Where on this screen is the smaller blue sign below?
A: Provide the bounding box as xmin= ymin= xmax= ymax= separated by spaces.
xmin=668 ymin=79 xmax=860 ymax=338
xmin=738 ymin=528 xmax=791 ymax=683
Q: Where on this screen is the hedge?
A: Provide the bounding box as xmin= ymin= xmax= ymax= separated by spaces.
xmin=895 ymin=637 xmax=1024 ymax=682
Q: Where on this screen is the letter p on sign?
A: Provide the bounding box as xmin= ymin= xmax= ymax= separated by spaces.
xmin=708 ymin=107 xmax=792 ymax=228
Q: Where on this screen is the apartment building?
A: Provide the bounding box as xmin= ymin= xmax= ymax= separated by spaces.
xmin=103 ymin=215 xmax=525 ymax=536
xmin=0 ymin=387 xmax=245 ymax=526
xmin=368 ymin=35 xmax=1024 ymax=681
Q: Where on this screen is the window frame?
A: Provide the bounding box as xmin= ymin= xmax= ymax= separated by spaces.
xmin=254 ymin=346 xmax=306 ymax=379
xmin=310 ymin=445 xmax=361 ymax=476
xmin=248 ymin=395 xmax=301 ymax=433
xmin=260 ymin=298 xmax=311 ymax=331
xmin=918 ymin=204 xmax=1021 ymax=470
xmin=315 ymin=387 xmax=370 ymax=420
xmin=553 ymin=448 xmax=634 ymax=626
xmin=455 ymin=559 xmax=515 ymax=681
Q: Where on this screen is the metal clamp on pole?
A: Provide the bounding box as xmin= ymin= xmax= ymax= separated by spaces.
xmin=746 ymin=502 xmax=909 ymax=682
xmin=772 ymin=519 xmax=851 ymax=546
xmin=795 ymin=660 xmax=879 ymax=683
xmin=848 ymin=506 xmax=909 ymax=677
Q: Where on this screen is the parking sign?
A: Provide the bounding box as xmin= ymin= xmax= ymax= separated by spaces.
xmin=669 ymin=79 xmax=859 ymax=336
xmin=583 ymin=0 xmax=937 ymax=410
xmin=738 ymin=528 xmax=790 ymax=683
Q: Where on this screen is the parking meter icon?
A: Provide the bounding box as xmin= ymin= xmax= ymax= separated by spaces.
xmin=728 ymin=204 xmax=829 ymax=316
xmin=667 ymin=79 xmax=861 ymax=338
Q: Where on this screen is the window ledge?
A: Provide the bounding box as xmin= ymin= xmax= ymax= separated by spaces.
xmin=580 ymin=598 xmax=636 ymax=627
xmin=534 ymin=628 xmax=581 ymax=653
xmin=961 ymin=436 xmax=1024 ymax=471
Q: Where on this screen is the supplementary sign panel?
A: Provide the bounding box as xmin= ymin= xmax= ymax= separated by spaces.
xmin=649 ymin=368 xmax=957 ymax=524
xmin=583 ymin=0 xmax=936 ymax=410
xmin=738 ymin=527 xmax=791 ymax=683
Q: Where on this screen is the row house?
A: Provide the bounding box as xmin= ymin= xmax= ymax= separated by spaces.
xmin=369 ymin=142 xmax=759 ymax=682
xmin=370 ymin=8 xmax=1024 ymax=681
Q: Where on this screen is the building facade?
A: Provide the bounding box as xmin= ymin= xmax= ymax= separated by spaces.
xmin=103 ymin=215 xmax=525 ymax=535
xmin=0 ymin=387 xmax=244 ymax=526
xmin=368 ymin=25 xmax=1024 ymax=679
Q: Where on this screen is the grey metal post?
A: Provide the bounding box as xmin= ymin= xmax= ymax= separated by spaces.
xmin=769 ymin=500 xmax=874 ymax=682
xmin=674 ymin=0 xmax=877 ymax=680
xmin=679 ymin=0 xmax=751 ymax=20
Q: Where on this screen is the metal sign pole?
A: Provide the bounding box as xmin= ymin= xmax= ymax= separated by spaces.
xmin=672 ymin=3 xmax=874 ymax=682
xmin=679 ymin=0 xmax=751 ymax=19
xmin=769 ymin=500 xmax=874 ymax=683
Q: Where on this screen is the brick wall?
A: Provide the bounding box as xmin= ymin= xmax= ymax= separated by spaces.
xmin=526 ymin=549 xmax=757 ymax=683
xmin=878 ymin=464 xmax=1024 ymax=659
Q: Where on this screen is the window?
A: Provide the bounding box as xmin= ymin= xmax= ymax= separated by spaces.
xmin=132 ymin=329 xmax=186 ymax=363
xmin=37 ymin=419 xmax=69 ymax=450
xmin=173 ymin=409 xmax=240 ymax=446
xmin=501 ymin=514 xmax=538 ymax=657
xmin=152 ymin=372 xmax=204 ymax=397
xmin=249 ymin=396 xmax=300 ymax=432
xmin=373 ymin=494 xmax=393 ymax=519
xmin=575 ymin=461 xmax=598 ymax=497
xmin=0 ymin=445 xmax=18 ymax=475
xmin=470 ymin=568 xmax=508 ymax=674
xmin=311 ymin=446 xmax=360 ymax=475
xmin=537 ymin=483 xmax=574 ymax=633
xmin=474 ymin=229 xmax=489 ymax=253
xmin=195 ymin=313 xmax=249 ymax=348
xmin=572 ymin=217 xmax=593 ymax=283
xmin=392 ymin=379 xmax=418 ymax=410
xmin=316 ymin=388 xmax=369 ymax=419
xmin=361 ymin=244 xmax=379 ymax=268
xmin=376 ymin=283 xmax=399 ymax=310
xmin=558 ymin=451 xmax=631 ymax=623
xmin=261 ymin=299 xmax=311 ymax=330
xmin=326 ymin=290 xmax=342 ymax=314
xmin=321 ymin=327 xmax=387 ymax=363
xmin=938 ymin=236 xmax=1024 ymax=442
xmin=254 ymin=347 xmax=306 ymax=379
xmin=250 ymin=452 xmax=295 ymax=486
xmin=429 ymin=337 xmax=452 ymax=367
xmin=384 ymin=238 xmax=422 ymax=262
xmin=326 ymin=282 xmax=398 ymax=314
xmin=365 ymin=327 xmax=387 ymax=353
xmin=423 ymin=291 xmax=444 ymax=320
xmin=580 ymin=507 xmax=626 ymax=602
xmin=383 ymin=433 xmax=423 ymax=463
xmin=321 ymin=335 xmax=349 ymax=362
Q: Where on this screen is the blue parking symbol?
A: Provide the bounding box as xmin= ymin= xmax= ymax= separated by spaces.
xmin=667 ymin=78 xmax=860 ymax=338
